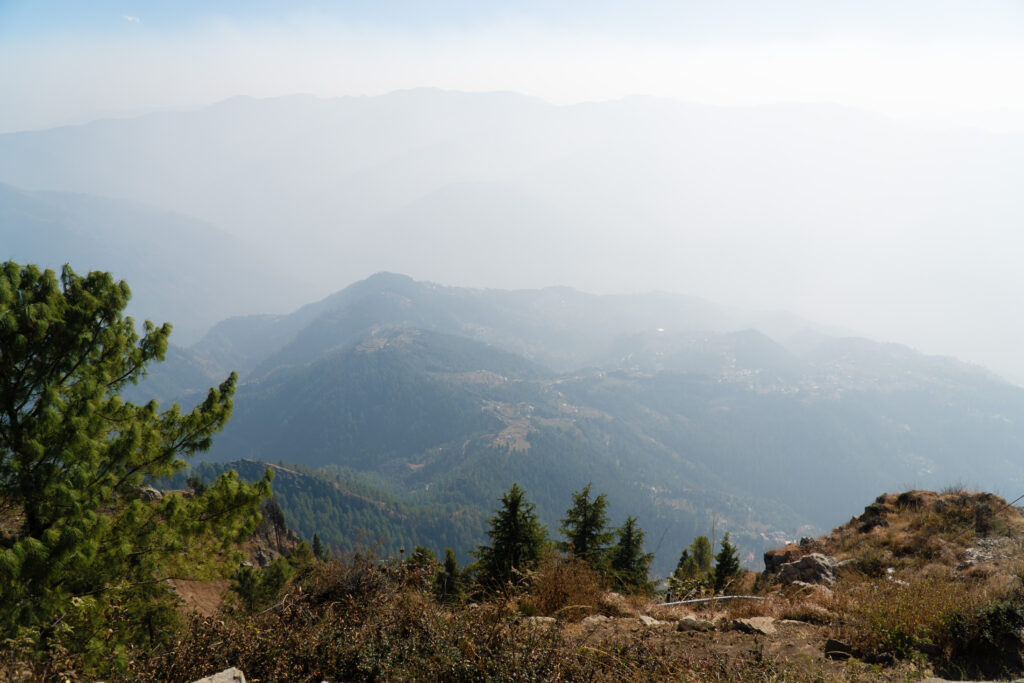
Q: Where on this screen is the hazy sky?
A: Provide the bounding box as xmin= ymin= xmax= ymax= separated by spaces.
xmin=5 ymin=1 xmax=1024 ymax=381
xmin=4 ymin=1 xmax=1024 ymax=133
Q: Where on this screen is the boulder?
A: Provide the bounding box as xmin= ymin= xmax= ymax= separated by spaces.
xmin=777 ymin=553 xmax=837 ymax=586
xmin=192 ymin=668 xmax=246 ymax=683
xmin=636 ymin=615 xmax=668 ymax=627
xmin=523 ymin=616 xmax=556 ymax=627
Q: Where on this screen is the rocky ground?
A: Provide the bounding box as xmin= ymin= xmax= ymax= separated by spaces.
xmin=167 ymin=488 xmax=1024 ymax=682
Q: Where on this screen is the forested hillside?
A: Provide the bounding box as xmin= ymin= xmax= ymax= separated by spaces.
xmin=165 ymin=460 xmax=487 ymax=561
xmin=130 ymin=273 xmax=1024 ymax=575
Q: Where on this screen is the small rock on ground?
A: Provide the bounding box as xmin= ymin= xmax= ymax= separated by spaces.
xmin=192 ymin=668 xmax=246 ymax=683
xmin=731 ymin=617 xmax=777 ymax=635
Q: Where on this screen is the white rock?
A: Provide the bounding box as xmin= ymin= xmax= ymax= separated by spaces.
xmin=192 ymin=668 xmax=246 ymax=683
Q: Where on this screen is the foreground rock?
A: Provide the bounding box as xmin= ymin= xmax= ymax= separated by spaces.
xmin=731 ymin=616 xmax=777 ymax=635
xmin=192 ymin=668 xmax=246 ymax=683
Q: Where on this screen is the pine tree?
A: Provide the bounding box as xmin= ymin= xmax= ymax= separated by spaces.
xmin=312 ymin=533 xmax=326 ymax=561
xmin=713 ymin=532 xmax=742 ymax=594
xmin=435 ymin=547 xmax=463 ymax=602
xmin=0 ymin=262 xmax=270 ymax=668
xmin=668 ymin=535 xmax=714 ymax=598
xmin=609 ymin=516 xmax=653 ymax=592
xmin=674 ymin=535 xmax=712 ymax=581
xmin=474 ymin=483 xmax=548 ymax=587
xmin=558 ymin=482 xmax=613 ymax=568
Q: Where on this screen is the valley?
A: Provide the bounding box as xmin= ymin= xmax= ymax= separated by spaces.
xmin=134 ymin=272 xmax=1024 ymax=576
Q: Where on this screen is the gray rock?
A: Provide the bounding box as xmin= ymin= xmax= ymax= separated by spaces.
xmin=777 ymin=553 xmax=837 ymax=586
xmin=523 ymin=616 xmax=556 ymax=626
xmin=192 ymin=668 xmax=246 ymax=683
xmin=636 ymin=615 xmax=668 ymax=627
xmin=731 ymin=616 xmax=776 ymax=635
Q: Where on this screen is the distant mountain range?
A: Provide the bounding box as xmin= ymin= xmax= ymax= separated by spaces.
xmin=0 ymin=182 xmax=304 ymax=344
xmin=133 ymin=272 xmax=1024 ymax=574
xmin=2 ymin=89 xmax=1023 ymax=378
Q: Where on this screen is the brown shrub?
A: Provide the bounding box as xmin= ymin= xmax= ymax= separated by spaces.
xmin=831 ymin=572 xmax=1016 ymax=663
xmin=520 ymin=552 xmax=605 ymax=621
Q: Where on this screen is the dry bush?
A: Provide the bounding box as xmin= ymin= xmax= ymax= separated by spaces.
xmin=832 ymin=570 xmax=1024 ymax=672
xmin=120 ymin=553 xmax=831 ymax=683
xmin=520 ymin=552 xmax=605 ymax=621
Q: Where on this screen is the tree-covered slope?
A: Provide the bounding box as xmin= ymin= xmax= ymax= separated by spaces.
xmin=185 ymin=303 xmax=1024 ymax=575
xmin=166 ymin=460 xmax=488 ymax=563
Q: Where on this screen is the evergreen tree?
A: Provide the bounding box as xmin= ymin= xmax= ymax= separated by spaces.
xmin=713 ymin=532 xmax=742 ymax=594
xmin=230 ymin=557 xmax=294 ymax=613
xmin=609 ymin=516 xmax=653 ymax=592
xmin=264 ymin=497 xmax=286 ymax=551
xmin=674 ymin=535 xmax=712 ymax=581
xmin=474 ymin=483 xmax=548 ymax=587
xmin=668 ymin=535 xmax=714 ymax=598
xmin=435 ymin=547 xmax=463 ymax=602
xmin=0 ymin=263 xmax=270 ymax=668
xmin=312 ymin=533 xmax=326 ymax=561
xmin=558 ymin=482 xmax=613 ymax=568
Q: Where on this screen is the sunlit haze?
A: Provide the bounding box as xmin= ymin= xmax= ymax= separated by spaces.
xmin=4 ymin=1 xmax=1024 ymax=382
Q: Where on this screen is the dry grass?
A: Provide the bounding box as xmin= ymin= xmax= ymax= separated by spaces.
xmin=519 ymin=552 xmax=605 ymax=621
xmin=113 ymin=557 xmax=837 ymax=683
xmin=790 ymin=489 xmax=1024 ymax=677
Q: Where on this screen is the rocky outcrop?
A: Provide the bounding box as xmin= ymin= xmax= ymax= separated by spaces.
xmin=776 ymin=553 xmax=837 ymax=586
xmin=856 ymin=501 xmax=890 ymax=532
xmin=763 ymin=544 xmax=803 ymax=573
